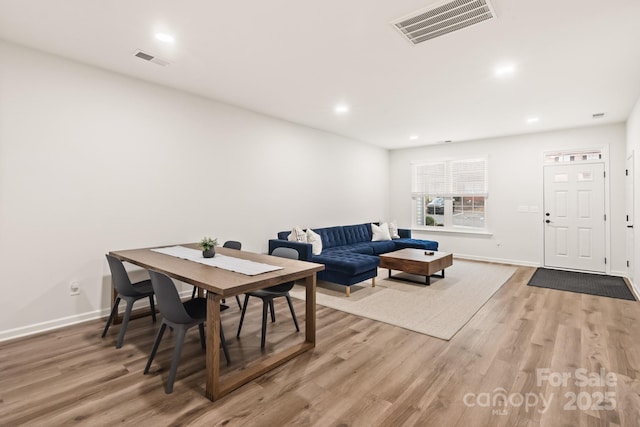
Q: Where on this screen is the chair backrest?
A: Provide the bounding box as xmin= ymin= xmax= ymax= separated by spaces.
xmin=223 ymin=240 xmax=242 ymax=250
xmin=106 ymin=254 xmax=139 ymax=297
xmin=148 ymin=270 xmax=195 ymax=324
xmin=267 ymin=247 xmax=299 ymax=293
xmin=272 ymin=247 xmax=299 ymax=260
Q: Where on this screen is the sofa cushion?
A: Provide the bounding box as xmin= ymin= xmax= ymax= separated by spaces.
xmin=393 ymin=238 xmax=439 ymax=251
xmin=315 ymin=226 xmax=347 ymax=249
xmin=311 ymin=251 xmax=379 ymax=275
xmin=369 ymin=240 xmax=397 ymax=254
xmin=324 ymin=243 xmax=374 ymax=255
xmin=342 ymin=223 xmax=372 ymax=244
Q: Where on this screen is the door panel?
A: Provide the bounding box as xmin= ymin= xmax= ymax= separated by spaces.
xmin=578 ymin=228 xmax=592 ymax=257
xmin=578 ymin=191 xmax=591 ymax=217
xmin=556 ymin=228 xmax=568 ymax=255
xmin=556 ymin=191 xmax=568 ymax=217
xmin=544 ymin=163 xmax=606 ymax=272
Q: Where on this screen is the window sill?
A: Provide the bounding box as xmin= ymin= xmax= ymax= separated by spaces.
xmin=412 ymin=226 xmax=493 ymax=236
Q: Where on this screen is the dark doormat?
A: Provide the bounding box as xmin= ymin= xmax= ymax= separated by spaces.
xmin=527 ymin=268 xmax=636 ymax=301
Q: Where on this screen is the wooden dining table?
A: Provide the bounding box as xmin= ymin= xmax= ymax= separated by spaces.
xmin=108 ymin=243 xmax=324 ymax=401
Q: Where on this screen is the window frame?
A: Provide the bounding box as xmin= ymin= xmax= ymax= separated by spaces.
xmin=411 ymin=157 xmax=489 ymax=232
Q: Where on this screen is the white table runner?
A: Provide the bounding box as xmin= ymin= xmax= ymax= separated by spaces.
xmin=151 ymin=246 xmax=283 ymax=276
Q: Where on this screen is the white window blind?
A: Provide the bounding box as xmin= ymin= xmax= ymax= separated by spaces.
xmin=451 ymin=158 xmax=487 ymax=196
xmin=413 ymin=162 xmax=447 ymax=196
xmin=412 ymin=158 xmax=488 ymax=197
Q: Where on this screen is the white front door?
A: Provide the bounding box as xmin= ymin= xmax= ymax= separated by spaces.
xmin=543 ymin=163 xmax=606 ymax=272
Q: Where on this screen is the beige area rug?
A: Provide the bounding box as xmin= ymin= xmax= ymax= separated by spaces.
xmin=290 ymin=259 xmax=517 ymax=341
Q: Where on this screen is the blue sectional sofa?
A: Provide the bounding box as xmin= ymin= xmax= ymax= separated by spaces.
xmin=268 ymin=223 xmax=438 ymax=296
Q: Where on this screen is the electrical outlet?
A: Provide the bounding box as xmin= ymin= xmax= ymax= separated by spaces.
xmin=70 ymin=280 xmax=80 ymax=296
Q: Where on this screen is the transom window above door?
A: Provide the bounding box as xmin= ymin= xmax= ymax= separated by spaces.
xmin=544 ymin=148 xmax=603 ymax=164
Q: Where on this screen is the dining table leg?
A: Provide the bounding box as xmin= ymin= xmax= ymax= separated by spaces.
xmin=204 ymin=273 xmax=317 ymax=401
xmin=205 ymin=292 xmax=222 ymax=401
xmin=304 ymin=274 xmax=316 ymax=345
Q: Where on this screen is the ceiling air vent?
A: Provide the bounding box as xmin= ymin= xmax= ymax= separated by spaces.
xmin=133 ymin=49 xmax=169 ymax=66
xmin=391 ymin=0 xmax=496 ymax=45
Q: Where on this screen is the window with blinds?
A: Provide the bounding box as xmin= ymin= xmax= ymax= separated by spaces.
xmin=412 ymin=158 xmax=488 ymax=229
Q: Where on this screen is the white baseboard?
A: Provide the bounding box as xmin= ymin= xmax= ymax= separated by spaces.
xmin=0 ymin=309 xmax=108 ymax=343
xmin=453 ymin=253 xmax=540 ymax=268
xmin=0 ymin=290 xmax=193 ymax=343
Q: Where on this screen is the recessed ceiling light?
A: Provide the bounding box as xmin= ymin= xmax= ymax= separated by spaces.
xmin=494 ymin=63 xmax=516 ymax=77
xmin=334 ymin=104 xmax=350 ymax=114
xmin=409 ymin=135 xmax=419 ymax=140
xmin=155 ymin=33 xmax=175 ymax=43
xmin=527 ymin=117 xmax=540 ymax=123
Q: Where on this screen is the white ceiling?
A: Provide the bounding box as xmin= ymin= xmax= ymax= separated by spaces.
xmin=1 ymin=0 xmax=639 ymax=149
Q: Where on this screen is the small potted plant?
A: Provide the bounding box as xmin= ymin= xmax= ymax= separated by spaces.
xmin=199 ymin=236 xmax=218 ymax=258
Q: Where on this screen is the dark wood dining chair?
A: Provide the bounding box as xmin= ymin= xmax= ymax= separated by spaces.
xmin=102 ymin=254 xmax=156 ymax=349
xmin=236 ymin=247 xmax=300 ymax=348
xmin=144 ymin=270 xmax=230 ymax=394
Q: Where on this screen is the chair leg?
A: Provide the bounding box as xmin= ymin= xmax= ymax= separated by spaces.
xmin=165 ymin=328 xmax=187 ymax=394
xmin=236 ymin=294 xmax=250 ymax=338
xmin=191 ymin=286 xmax=197 ymax=299
xmin=198 ymin=323 xmax=206 ymax=350
xmin=196 ymin=321 xmax=229 ymax=364
xmin=102 ymin=297 xmax=120 ymax=338
xmin=149 ymin=295 xmax=156 ymax=322
xmin=235 ymin=295 xmax=242 ymax=310
xmin=220 ymin=322 xmax=231 ymax=365
xmin=261 ymin=299 xmax=269 ymax=348
xmin=144 ymin=323 xmax=167 ymax=374
xmin=116 ymin=299 xmax=134 ymax=349
xmin=285 ymin=294 xmax=300 ymax=332
xmin=269 ymin=299 xmax=276 ymax=323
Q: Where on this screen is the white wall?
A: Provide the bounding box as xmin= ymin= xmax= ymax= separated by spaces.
xmin=0 ymin=41 xmax=389 ymax=340
xmin=389 ymin=124 xmax=627 ymax=271
xmin=626 ymin=95 xmax=640 ymax=297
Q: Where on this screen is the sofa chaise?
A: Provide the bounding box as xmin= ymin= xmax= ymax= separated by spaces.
xmin=268 ymin=223 xmax=438 ymax=296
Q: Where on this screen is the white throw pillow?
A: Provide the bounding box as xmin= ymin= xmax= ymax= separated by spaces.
xmin=307 ymin=228 xmax=322 ymax=255
xmin=388 ymin=220 xmax=400 ymax=239
xmin=371 ymin=222 xmax=392 ymax=241
xmin=306 ymin=228 xmax=323 ymax=255
xmin=288 ymin=226 xmax=307 ymax=243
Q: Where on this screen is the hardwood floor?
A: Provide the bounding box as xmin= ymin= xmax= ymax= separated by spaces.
xmin=1 ymin=266 xmax=640 ymax=426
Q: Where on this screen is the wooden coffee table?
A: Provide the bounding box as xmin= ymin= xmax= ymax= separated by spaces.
xmin=379 ymin=249 xmax=453 ymax=285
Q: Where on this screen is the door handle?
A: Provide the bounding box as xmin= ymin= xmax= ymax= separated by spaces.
xmin=628 ymin=225 xmax=634 ymax=228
